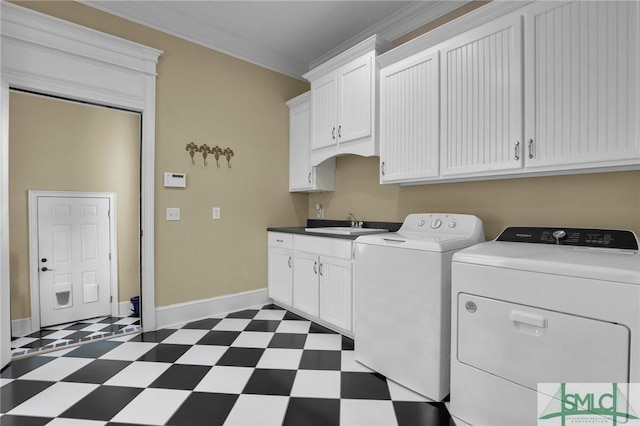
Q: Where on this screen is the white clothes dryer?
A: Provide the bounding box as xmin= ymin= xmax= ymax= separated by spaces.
xmin=354 ymin=213 xmax=484 ymax=401
xmin=450 ymin=227 xmax=640 ymax=426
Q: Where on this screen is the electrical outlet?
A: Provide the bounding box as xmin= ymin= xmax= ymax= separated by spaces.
xmin=212 ymin=207 xmax=221 ymax=220
xmin=166 ymin=208 xmax=180 ymax=221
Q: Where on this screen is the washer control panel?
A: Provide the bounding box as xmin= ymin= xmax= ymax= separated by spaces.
xmin=496 ymin=227 xmax=638 ymax=250
xmin=399 ymin=213 xmax=483 ymax=240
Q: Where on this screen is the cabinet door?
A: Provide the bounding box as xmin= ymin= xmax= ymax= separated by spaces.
xmin=310 ymin=73 xmax=337 ymax=151
xmin=380 ymin=50 xmax=440 ymax=183
xmin=524 ymin=1 xmax=640 ymax=170
xmin=289 ymin=98 xmax=313 ymax=191
xmin=440 ymin=14 xmax=524 ymax=176
xmin=293 ymin=252 xmax=320 ymax=317
xmin=319 ymin=256 xmax=353 ymax=332
xmin=337 ymin=52 xmax=373 ymax=144
xmin=268 ymin=248 xmax=293 ymax=306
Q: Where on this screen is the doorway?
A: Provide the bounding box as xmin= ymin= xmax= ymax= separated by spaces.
xmin=8 ymin=91 xmax=141 ymax=341
xmin=0 ymin=5 xmax=161 ymax=368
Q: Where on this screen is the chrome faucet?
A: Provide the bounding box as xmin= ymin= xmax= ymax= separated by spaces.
xmin=348 ymin=212 xmax=362 ymax=228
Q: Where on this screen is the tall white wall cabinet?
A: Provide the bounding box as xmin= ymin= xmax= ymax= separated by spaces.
xmin=287 ymin=92 xmax=335 ymax=192
xmin=377 ymin=0 xmax=639 ymax=185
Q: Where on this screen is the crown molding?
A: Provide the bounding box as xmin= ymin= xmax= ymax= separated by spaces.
xmin=82 ymin=1 xmax=309 ymax=80
xmin=308 ymin=1 xmax=469 ymax=70
xmin=83 ymin=1 xmax=471 ymax=80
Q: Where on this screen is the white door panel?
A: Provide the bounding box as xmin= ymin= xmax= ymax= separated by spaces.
xmin=38 ymin=196 xmax=111 ymax=327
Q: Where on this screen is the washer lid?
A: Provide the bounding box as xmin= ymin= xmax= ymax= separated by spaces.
xmin=453 ymin=241 xmax=640 ymax=285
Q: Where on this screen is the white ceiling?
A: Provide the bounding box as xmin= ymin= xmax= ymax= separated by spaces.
xmin=82 ymin=1 xmax=469 ymax=79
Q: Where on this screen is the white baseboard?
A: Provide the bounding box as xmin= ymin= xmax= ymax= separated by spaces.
xmin=155 ymin=288 xmax=269 ymax=329
xmin=11 ymin=317 xmax=32 ymax=337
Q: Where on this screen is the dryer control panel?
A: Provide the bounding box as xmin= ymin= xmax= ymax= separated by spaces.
xmin=496 ymin=227 xmax=638 ymax=250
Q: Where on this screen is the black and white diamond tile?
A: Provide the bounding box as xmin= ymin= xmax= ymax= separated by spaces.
xmin=1 ymin=303 xmax=455 ymax=425
xmin=10 ymin=315 xmax=141 ymax=358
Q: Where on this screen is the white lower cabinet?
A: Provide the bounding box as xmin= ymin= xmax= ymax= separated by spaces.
xmin=293 ymin=251 xmax=320 ymax=317
xmin=268 ymin=232 xmax=353 ymax=335
xmin=267 ymin=233 xmax=293 ymax=306
xmin=318 ymin=256 xmax=352 ymax=332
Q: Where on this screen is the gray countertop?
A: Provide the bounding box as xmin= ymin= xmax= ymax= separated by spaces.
xmin=267 ymin=219 xmax=402 ymax=241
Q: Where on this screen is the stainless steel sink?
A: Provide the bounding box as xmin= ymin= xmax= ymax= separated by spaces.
xmin=304 ymin=227 xmax=388 ymax=236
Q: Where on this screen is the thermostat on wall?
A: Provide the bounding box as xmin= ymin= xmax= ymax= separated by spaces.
xmin=164 ymin=172 xmax=186 ymax=188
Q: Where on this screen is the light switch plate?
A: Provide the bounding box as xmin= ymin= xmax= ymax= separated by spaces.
xmin=212 ymin=207 xmax=221 ymax=220
xmin=167 ymin=208 xmax=181 ymax=221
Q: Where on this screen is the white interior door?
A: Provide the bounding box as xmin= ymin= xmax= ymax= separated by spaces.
xmin=37 ymin=196 xmax=111 ymax=327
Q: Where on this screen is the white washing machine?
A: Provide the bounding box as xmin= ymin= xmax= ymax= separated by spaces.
xmin=354 ymin=213 xmax=484 ymax=401
xmin=450 ymin=227 xmax=640 ymax=426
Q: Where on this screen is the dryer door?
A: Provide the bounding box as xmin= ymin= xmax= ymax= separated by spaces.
xmin=457 ymin=293 xmax=630 ymax=390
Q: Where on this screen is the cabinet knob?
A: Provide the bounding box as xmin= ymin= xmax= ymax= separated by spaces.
xmin=319 ymin=262 xmax=324 ymax=276
xmin=308 ymin=172 xmax=312 ymax=184
xmin=381 ymin=161 xmax=386 ymax=176
xmin=313 ymin=261 xmax=318 ymax=274
xmin=332 ymin=127 xmax=336 ymax=140
xmin=514 ymin=141 xmax=520 ymax=161
xmin=338 ymin=125 xmax=342 ymax=139
xmin=288 ymin=256 xmax=292 ymax=268
xmin=528 ymin=139 xmax=534 ymax=159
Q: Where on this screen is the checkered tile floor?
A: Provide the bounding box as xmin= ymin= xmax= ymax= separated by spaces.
xmin=1 ymin=304 xmax=454 ymax=425
xmin=10 ymin=316 xmax=141 ymax=358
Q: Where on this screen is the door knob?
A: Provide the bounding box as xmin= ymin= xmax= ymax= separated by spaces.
xmin=41 ymin=258 xmax=47 ymax=263
xmin=41 ymin=267 xmax=55 ymax=272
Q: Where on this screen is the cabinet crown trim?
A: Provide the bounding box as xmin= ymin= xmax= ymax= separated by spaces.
xmin=285 ymin=91 xmax=311 ymax=108
xmin=303 ymin=34 xmax=391 ymax=81
xmin=377 ymin=0 xmax=534 ymax=68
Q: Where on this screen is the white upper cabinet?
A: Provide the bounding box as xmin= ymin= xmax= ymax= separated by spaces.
xmin=379 ymin=49 xmax=440 ymax=183
xmin=338 ymin=53 xmax=374 ymax=144
xmin=287 ymin=92 xmax=335 ymax=192
xmin=309 ymin=74 xmax=337 ymax=151
xmin=304 ymin=35 xmax=391 ymax=166
xmin=523 ymin=1 xmax=640 ymax=171
xmin=377 ymin=0 xmax=639 ymax=185
xmin=440 ymin=14 xmax=524 ymax=177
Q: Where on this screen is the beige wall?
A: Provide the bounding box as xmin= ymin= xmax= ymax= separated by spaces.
xmin=12 ymin=2 xmax=310 ymax=309
xmin=308 ymin=156 xmax=640 ymax=240
xmin=9 ymin=92 xmax=141 ymax=319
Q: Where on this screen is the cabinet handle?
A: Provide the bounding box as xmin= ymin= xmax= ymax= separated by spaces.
xmin=288 ymin=256 xmax=292 ymax=268
xmin=332 ymin=127 xmax=335 ymax=140
xmin=528 ymin=139 xmax=534 ymax=159
xmin=514 ymin=141 xmax=520 ymax=161
xmin=308 ymin=172 xmax=312 ymax=184
xmin=381 ymin=161 xmax=386 ymax=176
xmin=313 ymin=261 xmax=318 ymax=274
xmin=319 ymin=262 xmax=324 ymax=276
xmin=338 ymin=125 xmax=342 ymax=139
